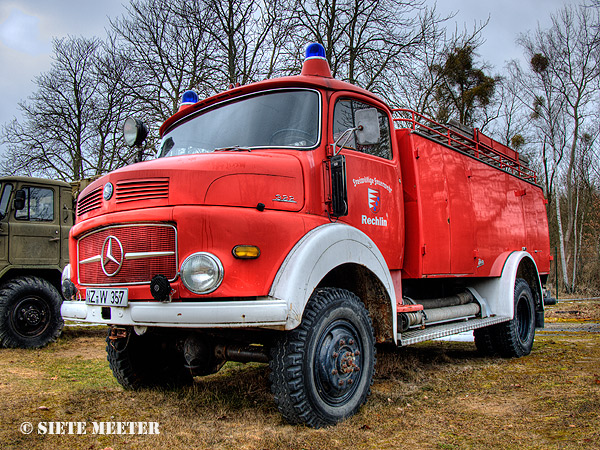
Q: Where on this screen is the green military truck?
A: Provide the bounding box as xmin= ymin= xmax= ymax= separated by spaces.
xmin=0 ymin=176 xmax=74 ymax=348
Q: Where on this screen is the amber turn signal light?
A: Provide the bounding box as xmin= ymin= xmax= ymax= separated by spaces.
xmin=232 ymin=245 xmax=261 ymax=259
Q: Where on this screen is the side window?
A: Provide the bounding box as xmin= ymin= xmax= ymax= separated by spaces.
xmin=0 ymin=184 xmax=13 ymax=219
xmin=15 ymin=187 xmax=54 ymax=222
xmin=333 ymin=98 xmax=392 ymax=160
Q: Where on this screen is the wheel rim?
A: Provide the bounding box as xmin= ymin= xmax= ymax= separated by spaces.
xmin=10 ymin=296 xmax=50 ymax=338
xmin=314 ymin=319 xmax=364 ymax=406
xmin=515 ymin=294 xmax=533 ymax=344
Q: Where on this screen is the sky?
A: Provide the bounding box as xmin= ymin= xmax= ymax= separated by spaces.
xmin=0 ymin=0 xmax=127 ymax=156
xmin=430 ymin=0 xmax=569 ymax=68
xmin=0 ymin=0 xmax=573 ymax=159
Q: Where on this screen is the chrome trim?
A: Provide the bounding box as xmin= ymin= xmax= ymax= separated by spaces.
xmin=80 ymin=255 xmax=101 ymax=264
xmin=124 ymin=251 xmax=176 ymax=260
xmin=80 ymin=251 xmax=175 ymax=264
xmin=81 ymin=251 xmax=176 ymax=263
xmin=77 ymin=223 xmax=178 ymax=286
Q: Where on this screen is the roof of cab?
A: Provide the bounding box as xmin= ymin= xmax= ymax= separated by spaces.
xmin=0 ymin=176 xmax=70 ymax=188
xmin=159 ymin=70 xmax=386 ymax=136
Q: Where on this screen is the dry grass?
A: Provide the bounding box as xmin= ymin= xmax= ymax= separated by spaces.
xmin=1 ymin=304 xmax=599 ymax=450
xmin=545 ymin=298 xmax=600 ymax=322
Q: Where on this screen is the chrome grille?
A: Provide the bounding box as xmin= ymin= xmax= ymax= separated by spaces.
xmin=77 ymin=187 xmax=102 ymax=216
xmin=78 ymin=224 xmax=177 ymax=286
xmin=116 ymin=178 xmax=169 ymax=203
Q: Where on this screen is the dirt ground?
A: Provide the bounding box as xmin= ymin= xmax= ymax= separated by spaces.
xmin=0 ymin=300 xmax=598 ymax=450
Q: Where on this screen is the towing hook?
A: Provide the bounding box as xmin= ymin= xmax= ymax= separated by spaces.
xmin=108 ymin=326 xmax=128 ymax=340
xmin=108 ymin=326 xmax=129 ymax=351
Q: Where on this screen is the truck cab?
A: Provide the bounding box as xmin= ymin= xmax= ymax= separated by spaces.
xmin=0 ymin=176 xmax=72 ymax=348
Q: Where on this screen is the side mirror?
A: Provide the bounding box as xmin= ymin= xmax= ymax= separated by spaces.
xmin=13 ymin=189 xmax=26 ymax=211
xmin=355 ymin=108 xmax=380 ymax=145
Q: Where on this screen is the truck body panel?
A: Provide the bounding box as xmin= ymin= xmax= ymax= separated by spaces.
xmin=396 ymin=129 xmax=550 ymax=280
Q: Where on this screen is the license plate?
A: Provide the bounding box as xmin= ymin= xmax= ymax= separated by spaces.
xmin=86 ymin=288 xmax=129 ymax=307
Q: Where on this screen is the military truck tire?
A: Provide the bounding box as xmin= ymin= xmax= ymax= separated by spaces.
xmin=0 ymin=276 xmax=64 ymax=348
xmin=106 ymin=330 xmax=193 ymax=389
xmin=491 ymin=278 xmax=536 ymax=358
xmin=270 ymin=288 xmax=375 ymax=428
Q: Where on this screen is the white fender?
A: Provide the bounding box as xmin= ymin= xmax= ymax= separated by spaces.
xmin=269 ymin=222 xmax=397 ymax=331
xmin=470 ymin=251 xmax=543 ymax=318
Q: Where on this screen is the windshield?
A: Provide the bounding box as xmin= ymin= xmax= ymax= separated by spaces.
xmin=158 ymin=89 xmax=320 ymax=158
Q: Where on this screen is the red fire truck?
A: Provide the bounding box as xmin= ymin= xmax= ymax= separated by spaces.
xmin=61 ymin=43 xmax=551 ymax=427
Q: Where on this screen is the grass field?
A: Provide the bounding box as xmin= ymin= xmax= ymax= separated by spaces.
xmin=1 ymin=300 xmax=598 ymax=450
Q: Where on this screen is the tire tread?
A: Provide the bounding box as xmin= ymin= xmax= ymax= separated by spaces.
xmin=269 ymin=288 xmax=375 ymax=428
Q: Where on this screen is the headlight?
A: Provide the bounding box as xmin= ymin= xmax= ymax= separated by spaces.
xmin=61 ymin=264 xmax=78 ymax=300
xmin=61 ymin=264 xmax=71 ymax=285
xmin=180 ymin=252 xmax=224 ymax=294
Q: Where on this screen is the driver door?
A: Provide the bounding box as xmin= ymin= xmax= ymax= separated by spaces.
xmin=9 ymin=184 xmax=60 ymax=266
xmin=329 ymin=93 xmax=403 ymax=270
xmin=0 ymin=183 xmax=13 ymax=267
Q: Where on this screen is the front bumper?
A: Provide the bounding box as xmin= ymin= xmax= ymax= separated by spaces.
xmin=61 ymin=298 xmax=290 ymax=329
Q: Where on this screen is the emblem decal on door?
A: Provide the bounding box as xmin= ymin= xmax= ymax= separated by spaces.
xmin=368 ymin=188 xmax=380 ymax=213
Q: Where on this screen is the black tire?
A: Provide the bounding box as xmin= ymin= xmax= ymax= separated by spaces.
xmin=473 ymin=327 xmax=497 ymax=356
xmin=269 ymin=288 xmax=376 ymax=428
xmin=492 ymin=278 xmax=536 ymax=358
xmin=106 ymin=329 xmax=193 ymax=389
xmin=0 ymin=276 xmax=63 ymax=348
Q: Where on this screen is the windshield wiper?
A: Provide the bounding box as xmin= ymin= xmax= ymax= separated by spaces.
xmin=214 ymin=145 xmax=252 ymax=152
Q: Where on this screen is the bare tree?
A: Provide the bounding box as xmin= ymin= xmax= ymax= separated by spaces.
xmin=0 ymin=37 xmax=137 ymax=181
xmin=390 ymin=13 xmax=490 ymax=120
xmin=288 ymin=0 xmax=431 ymax=96
xmin=200 ymin=0 xmax=294 ymax=86
xmin=511 ymin=4 xmax=600 ymax=292
xmin=109 ymin=0 xmax=215 ymax=121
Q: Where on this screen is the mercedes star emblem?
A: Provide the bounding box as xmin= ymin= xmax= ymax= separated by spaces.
xmin=101 ymin=235 xmax=124 ymax=276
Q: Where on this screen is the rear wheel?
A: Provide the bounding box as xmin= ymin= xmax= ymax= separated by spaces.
xmin=106 ymin=329 xmax=192 ymax=389
xmin=492 ymin=278 xmax=536 ymax=358
xmin=270 ymin=288 xmax=375 ymax=428
xmin=0 ymin=276 xmax=63 ymax=348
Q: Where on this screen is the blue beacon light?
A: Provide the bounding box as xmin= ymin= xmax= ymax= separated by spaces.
xmin=305 ymin=43 xmax=326 ymax=60
xmin=181 ymin=90 xmax=199 ymax=105
xmin=301 ymin=43 xmax=332 ymax=78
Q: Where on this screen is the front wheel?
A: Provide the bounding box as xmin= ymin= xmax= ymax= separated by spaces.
xmin=270 ymin=288 xmax=376 ymax=428
xmin=106 ymin=329 xmax=193 ymax=389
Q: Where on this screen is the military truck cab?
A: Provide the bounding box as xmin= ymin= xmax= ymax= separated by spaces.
xmin=0 ymin=176 xmax=73 ymax=348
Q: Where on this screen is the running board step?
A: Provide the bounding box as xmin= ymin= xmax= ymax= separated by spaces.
xmin=397 ymin=316 xmax=511 ymax=346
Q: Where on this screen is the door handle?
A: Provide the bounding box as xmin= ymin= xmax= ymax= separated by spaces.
xmin=49 ymin=237 xmax=60 ymax=242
